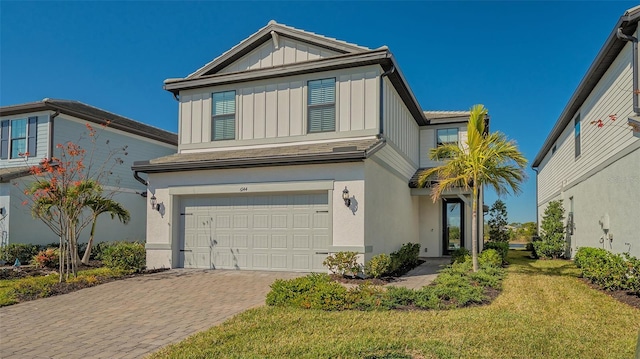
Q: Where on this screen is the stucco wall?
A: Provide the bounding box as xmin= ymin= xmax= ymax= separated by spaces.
xmin=364 ymin=155 xmax=419 ymax=261
xmin=538 ymin=148 xmax=640 ymax=258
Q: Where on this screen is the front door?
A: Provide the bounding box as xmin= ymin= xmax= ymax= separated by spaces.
xmin=442 ymin=198 xmax=464 ymax=255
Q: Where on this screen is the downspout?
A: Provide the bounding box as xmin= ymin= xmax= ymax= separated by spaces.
xmin=48 ymin=110 xmax=60 ymax=159
xmin=133 ymin=171 xmax=148 ymax=186
xmin=532 ymin=166 xmax=540 ymax=233
xmin=379 ymin=64 xmax=395 ymax=135
xmin=617 ymin=28 xmax=640 ymax=115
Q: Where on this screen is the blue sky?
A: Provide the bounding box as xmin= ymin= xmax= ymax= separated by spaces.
xmin=1 ymin=1 xmax=637 ymax=223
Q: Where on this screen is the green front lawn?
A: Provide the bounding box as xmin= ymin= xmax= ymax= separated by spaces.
xmin=150 ymin=251 xmax=640 ymax=359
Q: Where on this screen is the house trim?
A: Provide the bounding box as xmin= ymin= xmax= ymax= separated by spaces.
xmin=537 ymin=140 xmax=640 ymax=206
xmin=532 ymin=6 xmax=640 ymax=167
xmin=167 ymin=180 xmax=334 ymax=196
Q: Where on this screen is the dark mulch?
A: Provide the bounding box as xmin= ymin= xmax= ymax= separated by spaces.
xmin=581 ymin=278 xmax=640 ymax=309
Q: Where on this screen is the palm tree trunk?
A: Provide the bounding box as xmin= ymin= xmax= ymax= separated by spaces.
xmin=471 ymin=185 xmax=479 ymax=272
xmin=82 ymin=217 xmax=97 ymax=265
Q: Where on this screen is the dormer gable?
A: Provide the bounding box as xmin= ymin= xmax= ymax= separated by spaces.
xmin=187 ymin=20 xmax=370 ymax=79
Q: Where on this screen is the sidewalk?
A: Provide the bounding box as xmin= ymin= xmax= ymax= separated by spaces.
xmin=389 ymin=257 xmax=450 ymax=289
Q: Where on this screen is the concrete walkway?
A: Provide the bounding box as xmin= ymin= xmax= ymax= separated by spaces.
xmin=389 ymin=257 xmax=450 ymax=289
xmin=0 ymin=269 xmax=302 ymax=359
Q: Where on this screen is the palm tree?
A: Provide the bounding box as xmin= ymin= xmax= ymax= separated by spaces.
xmin=418 ymin=104 xmax=527 ymax=271
xmin=81 ymin=196 xmax=130 ymax=265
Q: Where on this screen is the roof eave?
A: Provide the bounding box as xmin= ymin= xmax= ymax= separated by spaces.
xmin=532 ymin=9 xmax=640 ymax=167
xmin=132 ymin=151 xmax=368 ymax=173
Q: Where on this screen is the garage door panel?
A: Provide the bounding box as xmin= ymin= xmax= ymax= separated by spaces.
xmin=181 ymin=192 xmax=330 ymax=271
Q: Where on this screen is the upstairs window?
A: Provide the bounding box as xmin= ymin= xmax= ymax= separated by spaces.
xmin=212 ymin=90 xmax=236 ymax=141
xmin=436 ymin=128 xmax=459 ymax=147
xmin=574 ymin=113 xmax=581 ymax=158
xmin=308 ymin=78 xmax=336 ymax=133
xmin=0 ymin=117 xmax=37 ymax=160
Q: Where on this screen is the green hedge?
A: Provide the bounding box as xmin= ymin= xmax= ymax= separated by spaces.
xmin=574 ymin=247 xmax=639 ymax=294
xmin=483 ymin=242 xmax=509 ymax=263
xmin=101 ymin=242 xmax=146 ymax=272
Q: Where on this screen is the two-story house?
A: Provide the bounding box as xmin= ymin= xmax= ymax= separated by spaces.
xmin=533 ymin=6 xmax=640 ymax=258
xmin=133 ymin=21 xmax=484 ymax=271
xmin=0 ymin=99 xmax=177 ymax=246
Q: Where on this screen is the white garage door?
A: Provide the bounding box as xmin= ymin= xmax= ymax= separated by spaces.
xmin=180 ymin=192 xmax=330 ymax=272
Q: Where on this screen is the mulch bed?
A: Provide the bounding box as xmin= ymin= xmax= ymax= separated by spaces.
xmin=581 ymin=278 xmax=640 ymax=310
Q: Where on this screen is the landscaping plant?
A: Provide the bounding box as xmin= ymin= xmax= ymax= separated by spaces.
xmin=574 ymin=247 xmax=639 ymax=294
xmin=323 ymin=251 xmax=361 ymax=277
xmin=101 ymin=241 xmax=146 ymax=272
xmin=0 ymin=243 xmax=40 ymax=264
xmin=487 ymin=199 xmax=510 ymax=242
xmin=534 ymin=200 xmax=566 ymax=259
xmin=31 ymin=248 xmax=60 ymax=269
xmin=483 ymin=241 xmax=509 ymax=263
xmin=364 ymin=253 xmax=392 ymax=278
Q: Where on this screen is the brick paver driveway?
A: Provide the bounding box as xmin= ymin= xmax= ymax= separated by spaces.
xmin=0 ymin=269 xmax=302 ymax=359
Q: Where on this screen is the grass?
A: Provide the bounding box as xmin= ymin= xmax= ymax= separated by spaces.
xmin=0 ymin=267 xmax=128 ymax=307
xmin=149 ymin=251 xmax=640 ymax=359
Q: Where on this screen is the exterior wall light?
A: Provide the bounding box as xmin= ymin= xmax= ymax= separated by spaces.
xmin=342 ymin=186 xmax=351 ymax=207
xmin=150 ymin=195 xmax=160 ymax=211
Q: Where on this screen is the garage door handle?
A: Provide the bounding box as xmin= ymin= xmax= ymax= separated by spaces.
xmin=316 ymin=210 xmax=329 ymax=213
xmin=179 ymin=249 xmax=192 ymax=252
xmin=315 ymin=252 xmax=329 ymax=255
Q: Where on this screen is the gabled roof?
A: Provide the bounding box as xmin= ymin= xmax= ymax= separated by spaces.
xmin=532 ymin=5 xmax=640 ymax=168
xmin=164 ymin=22 xmax=428 ymax=126
xmin=0 ymin=99 xmax=178 ymax=146
xmin=132 ymin=137 xmax=385 ymax=173
xmin=186 ymin=20 xmax=371 ymax=79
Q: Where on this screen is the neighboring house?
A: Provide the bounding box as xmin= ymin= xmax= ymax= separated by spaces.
xmin=133 ymin=21 xmax=484 ymax=271
xmin=532 ymin=6 xmax=640 ymax=258
xmin=0 ymin=99 xmax=178 ymax=246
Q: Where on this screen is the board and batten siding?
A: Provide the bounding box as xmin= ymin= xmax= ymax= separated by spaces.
xmin=382 ymin=77 xmax=419 ymax=166
xmin=537 ymin=39 xmax=640 ymax=205
xmin=178 ymin=66 xmax=380 ymax=150
xmin=419 ymin=125 xmax=468 ymax=168
xmin=219 ymin=37 xmax=340 ymax=74
xmin=0 ymin=112 xmax=50 ymax=167
xmin=53 ymin=116 xmax=176 ymax=190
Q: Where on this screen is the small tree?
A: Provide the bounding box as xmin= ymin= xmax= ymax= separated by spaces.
xmin=534 ymin=200 xmax=566 ymax=259
xmin=487 ymin=199 xmax=509 ymax=242
xmin=81 ymin=195 xmax=131 ymax=265
xmin=20 ymin=123 xmax=128 ymax=281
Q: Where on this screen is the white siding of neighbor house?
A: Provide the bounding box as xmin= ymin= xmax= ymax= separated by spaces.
xmin=218 ymin=37 xmax=341 ymax=74
xmin=537 ymin=149 xmax=639 ymax=259
xmin=537 ymin=39 xmax=639 ymax=204
xmin=6 ymin=178 xmax=148 ymax=246
xmin=145 ymin=163 xmax=366 ymax=269
xmin=53 ymin=116 xmax=176 ymax=190
xmin=178 ymin=66 xmax=380 ymax=150
xmin=382 ymin=77 xmax=419 ymax=166
xmin=364 ymin=159 xmax=419 ymax=261
xmin=0 ymin=111 xmax=51 ymax=167
xmin=419 ymin=124 xmax=468 ymax=168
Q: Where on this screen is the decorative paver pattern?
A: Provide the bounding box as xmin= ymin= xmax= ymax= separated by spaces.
xmin=0 ymin=269 xmax=302 ymax=359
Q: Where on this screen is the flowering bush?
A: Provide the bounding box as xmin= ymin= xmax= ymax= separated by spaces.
xmin=31 ymin=248 xmax=60 ymax=269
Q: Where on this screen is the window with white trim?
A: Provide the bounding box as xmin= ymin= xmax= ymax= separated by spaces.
xmin=0 ymin=117 xmax=37 ymax=159
xmin=211 ymin=90 xmax=236 ymax=141
xmin=436 ymin=128 xmax=459 ymax=147
xmin=307 ymin=78 xmax=336 ymax=133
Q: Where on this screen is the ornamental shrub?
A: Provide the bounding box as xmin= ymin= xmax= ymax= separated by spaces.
xmin=574 ymin=247 xmax=640 ymax=293
xmin=451 ymin=247 xmax=470 ymax=264
xmin=1 ymin=243 xmax=40 ymax=264
xmin=323 ymin=251 xmax=361 ymax=277
xmin=347 ymin=283 xmax=387 ymax=310
xmin=483 ymin=241 xmax=509 ymax=263
xmin=535 ymin=200 xmax=566 ymax=259
xmin=266 ymin=273 xmax=348 ymax=310
xmin=31 ymin=248 xmax=59 ymax=269
xmin=101 ymin=242 xmax=145 ymax=272
xmin=364 ymin=254 xmax=391 ymax=278
xmin=479 ymin=249 xmax=502 ymax=269
xmin=383 ymin=286 xmax=416 ymax=307
xmin=389 ymin=243 xmax=421 ymax=275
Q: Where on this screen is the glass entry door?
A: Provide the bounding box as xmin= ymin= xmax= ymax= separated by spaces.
xmin=442 ymin=198 xmax=464 ymax=255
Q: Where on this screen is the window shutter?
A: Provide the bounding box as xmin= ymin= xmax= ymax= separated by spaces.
xmin=307 ymin=78 xmax=335 ymax=133
xmin=27 ymin=116 xmax=37 ymax=157
xmin=0 ymin=120 xmax=8 ymax=160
